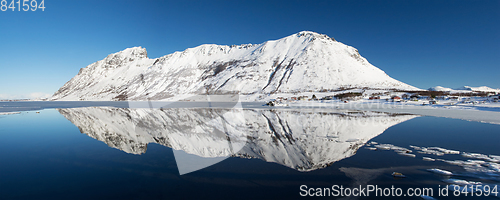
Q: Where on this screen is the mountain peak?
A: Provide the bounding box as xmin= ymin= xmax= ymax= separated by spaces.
xmin=295 ymin=31 xmax=335 ymax=41
xmin=95 ymin=46 xmax=148 ymax=69
xmin=116 ymin=46 xmax=148 ymax=59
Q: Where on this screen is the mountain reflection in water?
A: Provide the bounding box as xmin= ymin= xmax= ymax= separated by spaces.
xmin=57 ymin=107 xmax=417 ymax=172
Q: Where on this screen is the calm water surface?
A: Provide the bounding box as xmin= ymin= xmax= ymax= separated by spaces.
xmin=0 ymin=106 xmax=498 ymax=200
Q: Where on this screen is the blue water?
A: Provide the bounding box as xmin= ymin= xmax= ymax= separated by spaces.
xmin=0 ymin=109 xmax=499 ymax=199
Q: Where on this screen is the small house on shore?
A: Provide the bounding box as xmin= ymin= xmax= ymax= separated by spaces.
xmin=391 ymin=96 xmax=402 ymax=102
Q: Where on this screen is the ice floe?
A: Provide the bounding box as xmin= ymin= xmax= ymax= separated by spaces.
xmin=427 ymin=147 xmax=460 ymax=154
xmin=418 ymin=150 xmax=445 ymax=156
xmin=422 ymin=157 xmax=435 ymax=161
xmin=462 ymin=153 xmax=500 ymax=163
xmin=366 ymin=142 xmax=500 ymax=184
xmin=373 ymin=144 xmax=410 ymax=152
xmin=437 ymin=159 xmax=500 ymax=175
xmin=462 ymin=152 xmax=490 ymax=160
xmin=443 ymin=178 xmax=482 ymax=185
xmin=398 ymin=152 xmax=416 ymax=157
xmin=489 ymin=155 xmax=500 ymax=163
xmin=427 ymin=168 xmax=453 ymax=175
xmin=409 ymin=145 xmax=459 ymax=155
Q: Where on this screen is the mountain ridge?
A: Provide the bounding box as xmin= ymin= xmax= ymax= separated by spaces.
xmin=51 ymin=31 xmax=420 ymax=101
xmin=429 ymin=85 xmax=500 ymax=93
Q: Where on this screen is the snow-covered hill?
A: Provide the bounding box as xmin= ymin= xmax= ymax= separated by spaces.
xmin=455 ymin=86 xmax=500 ymax=93
xmin=429 ymin=85 xmax=500 ymax=94
xmin=428 ymin=86 xmax=454 ymax=92
xmin=57 ymin=107 xmax=417 ymax=171
xmin=51 ymin=31 xmax=419 ymax=101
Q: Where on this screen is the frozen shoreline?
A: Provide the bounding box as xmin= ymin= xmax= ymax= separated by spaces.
xmin=287 ymin=100 xmax=500 ymax=125
xmin=0 ymin=112 xmax=21 ymax=115
xmin=1 ymin=100 xmax=499 ymax=125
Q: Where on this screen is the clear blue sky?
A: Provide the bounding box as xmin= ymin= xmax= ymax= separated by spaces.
xmin=1 ymin=0 xmax=499 ymax=99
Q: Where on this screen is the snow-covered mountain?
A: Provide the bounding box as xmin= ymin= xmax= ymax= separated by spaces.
xmin=455 ymin=86 xmax=500 ymax=93
xmin=58 ymin=107 xmax=417 ymax=171
xmin=429 ymin=85 xmax=500 ymax=93
xmin=428 ymin=86 xmax=453 ymax=92
xmin=51 ymin=31 xmax=419 ymax=101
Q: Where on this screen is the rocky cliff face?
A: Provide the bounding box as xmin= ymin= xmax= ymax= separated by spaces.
xmin=51 ymin=31 xmax=419 ymax=101
xmin=58 ymin=107 xmax=417 ymax=171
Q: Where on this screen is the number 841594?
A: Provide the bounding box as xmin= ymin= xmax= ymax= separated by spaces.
xmin=1 ymin=0 xmax=45 ymax=12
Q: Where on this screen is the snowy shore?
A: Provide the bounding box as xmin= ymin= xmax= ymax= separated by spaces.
xmin=281 ymin=98 xmax=500 ymax=125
